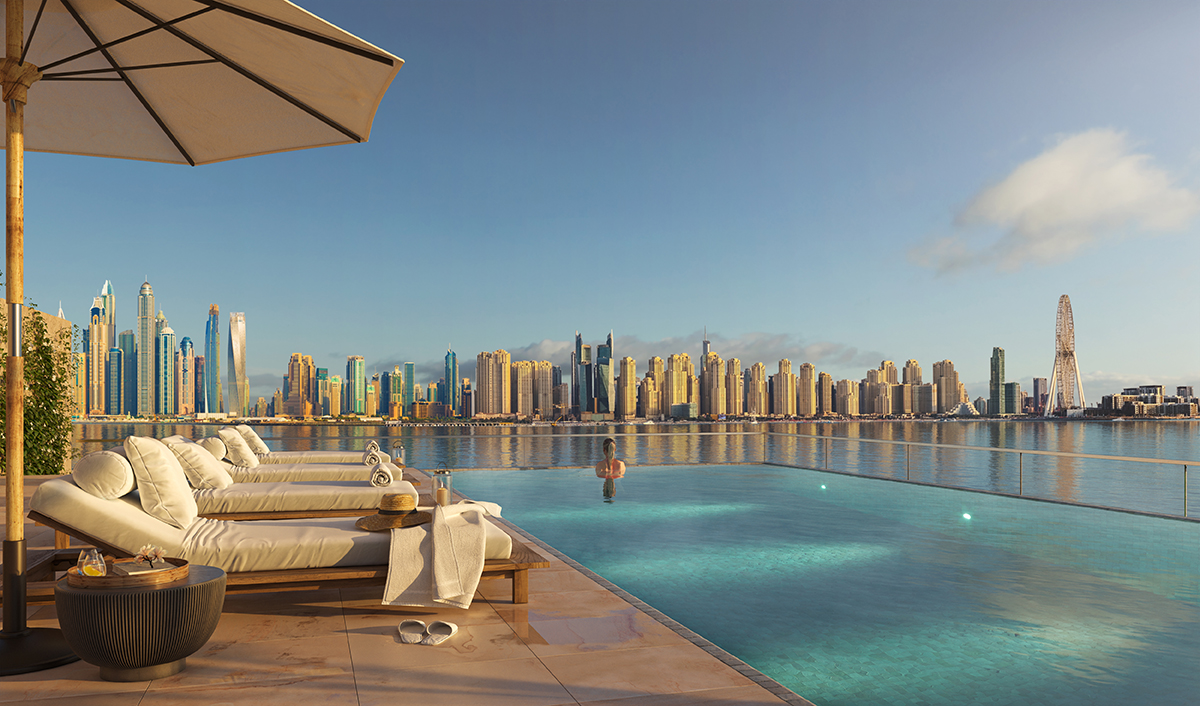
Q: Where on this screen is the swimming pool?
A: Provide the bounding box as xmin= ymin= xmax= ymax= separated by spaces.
xmin=455 ymin=463 xmax=1199 ymax=706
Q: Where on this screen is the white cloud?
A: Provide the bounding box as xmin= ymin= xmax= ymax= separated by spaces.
xmin=911 ymin=129 xmax=1200 ymax=273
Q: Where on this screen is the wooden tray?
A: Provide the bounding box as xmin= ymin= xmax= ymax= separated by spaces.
xmin=66 ymin=557 xmax=189 ymax=589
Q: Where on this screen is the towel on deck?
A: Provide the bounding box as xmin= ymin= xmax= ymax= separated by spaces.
xmin=383 ymin=504 xmax=488 ymax=609
xmin=361 ymin=448 xmax=386 ymax=465
xmin=369 ymin=463 xmax=393 ymax=487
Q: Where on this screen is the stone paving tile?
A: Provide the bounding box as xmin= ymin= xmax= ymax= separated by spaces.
xmin=138 ymin=674 xmax=360 ymax=705
xmin=538 ymin=643 xmax=757 ymax=703
xmin=347 ymin=619 xmax=537 ymax=670
xmin=353 ymin=656 xmax=577 ymax=706
xmin=576 ymin=684 xmax=792 ymax=705
xmin=0 ymin=660 xmax=149 ymax=704
xmin=0 ymin=691 xmax=147 ymax=706
xmin=145 ymin=634 xmax=352 ymax=691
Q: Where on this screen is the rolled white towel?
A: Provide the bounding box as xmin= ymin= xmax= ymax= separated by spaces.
xmin=362 ymin=448 xmax=385 ymax=465
xmin=370 ymin=463 xmax=394 ymax=487
xmin=366 ymin=440 xmax=381 ymax=453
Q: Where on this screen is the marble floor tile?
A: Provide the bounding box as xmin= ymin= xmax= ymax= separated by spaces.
xmin=540 ymin=643 xmax=756 ymax=703
xmin=341 ymin=591 xmax=506 ymax=628
xmin=145 ymin=634 xmax=352 ymax=691
xmin=576 ymin=684 xmax=792 ymax=706
xmin=139 ymin=674 xmax=360 ymax=705
xmin=0 ymin=660 xmax=149 ymax=704
xmin=510 ymin=607 xmax=691 ymax=657
xmin=492 ymin=589 xmax=638 ymax=623
xmin=354 ymin=656 xmax=576 ymax=706
xmin=208 ymin=595 xmax=348 ymax=644
xmin=477 ymin=566 xmax=605 ymax=600
xmin=0 ymin=690 xmax=147 ymax=706
xmin=348 ymin=620 xmax=535 ymax=671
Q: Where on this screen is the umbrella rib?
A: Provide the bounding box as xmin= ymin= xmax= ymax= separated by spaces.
xmin=44 ymin=59 xmax=220 ymax=78
xmin=19 ymin=0 xmax=50 ymax=65
xmin=114 ymin=0 xmax=365 ymax=144
xmin=192 ymin=0 xmax=395 ymax=66
xmin=38 ymin=8 xmax=216 ymax=72
xmin=59 ymin=0 xmax=196 ymax=166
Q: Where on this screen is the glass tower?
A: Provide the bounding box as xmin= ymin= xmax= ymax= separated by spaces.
xmin=118 ymin=330 xmax=136 ymax=415
xmin=445 ymin=347 xmax=459 ymax=416
xmin=204 ymin=304 xmax=223 ymax=414
xmin=227 ymin=312 xmax=249 ymax=417
xmin=403 ymin=362 xmax=416 ymax=416
xmin=346 ymin=356 xmax=366 ymax=414
xmin=105 ymin=346 xmax=122 ymax=415
xmin=136 ymin=282 xmax=155 ymax=416
xmin=156 ymin=324 xmax=176 ymax=415
xmin=989 ymin=347 xmax=1005 ymax=417
xmin=594 ymin=331 xmax=613 ymax=414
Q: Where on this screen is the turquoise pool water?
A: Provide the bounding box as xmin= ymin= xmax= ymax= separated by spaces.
xmin=455 ymin=464 xmax=1199 ymax=706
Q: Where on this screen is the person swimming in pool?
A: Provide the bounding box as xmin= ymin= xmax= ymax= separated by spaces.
xmin=595 ymin=437 xmax=626 ymax=500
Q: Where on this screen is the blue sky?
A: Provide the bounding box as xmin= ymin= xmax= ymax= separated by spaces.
xmin=29 ymin=0 xmax=1200 ymax=402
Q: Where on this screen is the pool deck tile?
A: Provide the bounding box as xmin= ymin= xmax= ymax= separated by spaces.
xmin=1 ymin=474 xmax=811 ymax=706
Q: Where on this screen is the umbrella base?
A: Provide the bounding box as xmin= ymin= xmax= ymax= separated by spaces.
xmin=0 ymin=628 xmax=79 ymax=676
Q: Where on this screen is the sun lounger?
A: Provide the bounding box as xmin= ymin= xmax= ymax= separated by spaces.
xmin=21 ymin=476 xmax=548 ymax=605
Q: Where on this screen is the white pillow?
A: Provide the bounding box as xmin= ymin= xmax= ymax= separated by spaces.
xmin=72 ymin=450 xmax=136 ymax=499
xmin=162 ymin=437 xmax=235 ymax=490
xmin=124 ymin=436 xmax=198 ymax=530
xmin=196 ymin=436 xmax=227 ymax=461
xmin=216 ymin=428 xmax=259 ymax=467
xmin=235 ymin=425 xmax=271 ymax=455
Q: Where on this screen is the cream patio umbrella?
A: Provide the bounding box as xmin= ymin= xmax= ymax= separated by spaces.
xmin=0 ymin=0 xmax=401 ymax=674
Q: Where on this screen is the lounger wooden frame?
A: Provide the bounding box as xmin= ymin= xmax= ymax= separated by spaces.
xmin=16 ymin=509 xmax=550 ymax=608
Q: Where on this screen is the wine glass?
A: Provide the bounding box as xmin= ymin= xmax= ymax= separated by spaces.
xmin=77 ymin=548 xmax=106 ymax=577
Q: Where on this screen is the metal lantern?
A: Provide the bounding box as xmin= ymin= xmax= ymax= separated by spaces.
xmin=391 ymin=441 xmax=406 ymax=466
xmin=432 ymin=465 xmax=452 ymax=507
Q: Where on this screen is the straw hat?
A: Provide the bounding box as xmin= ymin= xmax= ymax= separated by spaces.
xmin=356 ymin=494 xmax=432 ymax=532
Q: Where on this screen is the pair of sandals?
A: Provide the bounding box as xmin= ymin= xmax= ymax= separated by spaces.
xmin=398 ymin=619 xmax=458 ymax=645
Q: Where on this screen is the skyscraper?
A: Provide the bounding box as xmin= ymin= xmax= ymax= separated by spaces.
xmin=616 ymin=357 xmax=637 ymax=420
xmin=204 ymin=304 xmax=223 ymax=414
xmin=156 ymin=322 xmax=176 ymax=415
xmin=932 ymin=360 xmax=959 ymax=414
xmin=403 ymin=362 xmax=416 ymax=415
xmin=1032 ymin=377 xmax=1049 ymax=414
xmin=105 ymin=346 xmax=122 ymax=415
xmin=346 ymin=356 xmax=366 ymax=414
xmin=903 ymin=359 xmax=922 ymax=385
xmin=475 ymin=350 xmax=511 ymax=415
xmin=771 ymin=359 xmax=796 ymax=416
xmin=533 ymin=360 xmax=554 ymax=418
xmin=227 ymin=312 xmax=249 ymax=417
xmin=880 ymin=360 xmax=898 ymax=385
xmin=746 ymin=362 xmax=767 ymax=416
xmin=594 ymin=331 xmax=613 ymax=415
xmin=817 ymin=371 xmax=833 ymax=415
xmin=702 ymin=352 xmax=726 ymax=417
xmin=99 ymin=279 xmax=116 ymax=346
xmin=989 ymin=347 xmax=1006 ymax=417
xmin=194 ymin=357 xmax=206 ymax=413
xmin=836 ymin=379 xmax=860 ymax=416
xmin=725 ymin=357 xmax=743 ymax=416
xmin=136 ymin=282 xmax=155 ymax=416
xmin=87 ymin=297 xmax=108 ymax=415
xmin=797 ymin=363 xmax=816 ymax=417
xmin=510 ymin=360 xmax=534 ymax=417
xmin=284 ymin=353 xmax=316 ymax=417
xmin=177 ymin=337 xmax=195 ymax=415
xmin=118 ymin=330 xmax=136 ymax=415
xmin=445 ymin=347 xmax=460 ymax=416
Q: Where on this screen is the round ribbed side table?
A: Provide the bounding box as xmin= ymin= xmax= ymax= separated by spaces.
xmin=55 ymin=564 xmax=226 ymax=681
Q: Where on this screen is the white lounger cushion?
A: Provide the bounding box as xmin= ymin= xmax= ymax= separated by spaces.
xmin=193 ymin=480 xmax=418 ymax=515
xmin=257 ymin=450 xmax=390 ymax=465
xmin=196 ymin=436 xmax=226 ymax=461
xmin=71 ymin=450 xmax=136 ymax=499
xmin=235 ymin=425 xmax=272 ymax=455
xmin=217 ymin=428 xmax=259 ymax=467
xmin=30 ymin=478 xmax=511 ymax=574
xmin=225 ymin=462 xmax=402 ymax=483
xmin=31 ymin=478 xmax=189 ymax=556
xmin=124 ymin=436 xmax=198 ymax=530
xmin=162 ymin=436 xmax=234 ymax=490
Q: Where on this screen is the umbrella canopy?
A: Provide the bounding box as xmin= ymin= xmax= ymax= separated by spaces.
xmin=1 ymin=0 xmax=401 ymax=675
xmin=7 ymin=0 xmax=402 ymax=165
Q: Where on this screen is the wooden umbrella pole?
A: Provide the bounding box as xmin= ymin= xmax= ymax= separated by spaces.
xmin=5 ymin=0 xmax=24 ymax=546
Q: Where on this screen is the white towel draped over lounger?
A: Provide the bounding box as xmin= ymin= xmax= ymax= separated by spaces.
xmin=383 ymin=504 xmax=490 ymax=609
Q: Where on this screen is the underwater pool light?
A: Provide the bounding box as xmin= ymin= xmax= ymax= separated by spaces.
xmin=820 ymin=485 xmax=826 ymax=490
xmin=962 ymin=513 xmax=972 ymax=520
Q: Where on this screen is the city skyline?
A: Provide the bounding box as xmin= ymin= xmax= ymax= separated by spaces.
xmin=40 ymin=2 xmax=1199 ymax=403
